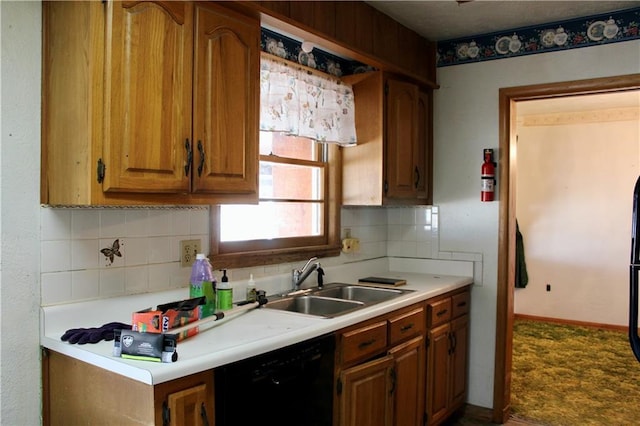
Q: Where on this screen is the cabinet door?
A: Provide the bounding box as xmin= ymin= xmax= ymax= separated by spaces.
xmin=389 ymin=336 xmax=425 ymax=426
xmin=165 ymin=384 xmax=211 ymax=426
xmin=103 ymin=1 xmax=193 ymax=193
xmin=426 ymin=323 xmax=450 ymax=426
xmin=450 ymin=314 xmax=469 ymax=409
xmin=192 ymin=2 xmax=259 ymax=196
xmin=385 ymin=79 xmax=419 ymax=199
xmin=154 ymin=371 xmax=214 ymax=426
xmin=340 ymin=356 xmax=394 ymax=426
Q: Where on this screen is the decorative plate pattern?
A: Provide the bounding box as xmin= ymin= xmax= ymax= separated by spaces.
xmin=540 ymin=29 xmax=556 ymax=47
xmin=508 ymin=35 xmax=522 ymax=52
xmin=467 ymin=41 xmax=480 ymax=59
xmin=587 ymin=20 xmax=606 ymax=41
xmin=603 ymin=18 xmax=619 ymax=39
xmin=456 ymin=43 xmax=469 ymax=59
xmin=495 ymin=36 xmax=511 ymax=54
xmin=437 ymin=7 xmax=640 ymax=67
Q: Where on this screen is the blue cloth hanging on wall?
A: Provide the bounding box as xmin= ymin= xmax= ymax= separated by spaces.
xmin=515 ymin=220 xmax=529 ymax=289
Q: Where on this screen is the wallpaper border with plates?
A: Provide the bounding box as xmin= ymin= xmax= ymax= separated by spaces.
xmin=437 ymin=6 xmax=640 ymax=67
xmin=261 ymin=27 xmax=375 ymax=77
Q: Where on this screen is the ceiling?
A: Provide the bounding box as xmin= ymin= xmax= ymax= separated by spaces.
xmin=365 ymin=0 xmax=640 ymax=41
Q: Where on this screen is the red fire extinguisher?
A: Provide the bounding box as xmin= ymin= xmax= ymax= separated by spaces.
xmin=481 ymin=149 xmax=496 ymax=202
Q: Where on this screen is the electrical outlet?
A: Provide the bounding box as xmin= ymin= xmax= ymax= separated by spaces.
xmin=180 ymin=239 xmax=201 ymax=267
xmin=342 ymin=237 xmax=360 ymax=254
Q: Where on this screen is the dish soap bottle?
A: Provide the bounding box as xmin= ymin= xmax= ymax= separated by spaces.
xmin=246 ymin=274 xmax=256 ymax=302
xmin=189 ymin=254 xmax=216 ymax=318
xmin=217 ymin=270 xmax=233 ymax=311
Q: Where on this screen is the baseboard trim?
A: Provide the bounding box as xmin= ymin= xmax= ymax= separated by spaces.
xmin=514 ymin=313 xmax=627 ymax=333
xmin=459 ymin=403 xmax=494 ymax=422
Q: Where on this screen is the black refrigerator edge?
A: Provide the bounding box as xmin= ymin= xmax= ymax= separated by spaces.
xmin=630 ymin=175 xmax=640 ymax=361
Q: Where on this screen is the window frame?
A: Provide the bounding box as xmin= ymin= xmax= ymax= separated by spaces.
xmin=209 ymin=143 xmax=342 ymax=269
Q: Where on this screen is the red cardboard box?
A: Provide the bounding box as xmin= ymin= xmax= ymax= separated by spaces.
xmin=132 ymin=297 xmax=203 ymax=341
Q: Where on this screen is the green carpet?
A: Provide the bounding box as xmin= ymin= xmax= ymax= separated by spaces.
xmin=512 ymin=319 xmax=640 ymax=425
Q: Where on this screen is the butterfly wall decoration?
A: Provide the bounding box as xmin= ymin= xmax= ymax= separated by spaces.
xmin=101 ymin=239 xmax=122 ymax=266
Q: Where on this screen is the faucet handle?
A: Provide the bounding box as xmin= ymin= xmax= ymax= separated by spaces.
xmin=300 ymin=256 xmax=318 ymax=271
xmin=317 ymin=265 xmax=324 ymax=288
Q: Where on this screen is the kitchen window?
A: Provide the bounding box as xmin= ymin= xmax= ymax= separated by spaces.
xmin=209 ymin=54 xmax=355 ymax=268
xmin=209 ymin=131 xmax=342 ymax=268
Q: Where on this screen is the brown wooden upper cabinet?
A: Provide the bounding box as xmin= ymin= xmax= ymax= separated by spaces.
xmin=342 ymin=72 xmax=433 ymax=205
xmin=42 ymin=1 xmax=259 ymax=206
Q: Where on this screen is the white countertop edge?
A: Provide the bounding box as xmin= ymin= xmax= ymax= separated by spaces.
xmin=41 ymin=273 xmax=473 ymax=385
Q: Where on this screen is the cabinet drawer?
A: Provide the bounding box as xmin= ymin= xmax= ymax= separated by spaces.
xmin=389 ymin=307 xmax=425 ymax=345
xmin=427 ymin=298 xmax=452 ymax=327
xmin=341 ymin=321 xmax=388 ymax=365
xmin=452 ymin=291 xmax=470 ymax=318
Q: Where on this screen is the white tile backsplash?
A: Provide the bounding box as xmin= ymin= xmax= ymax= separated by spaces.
xmin=41 ymin=240 xmax=71 ymax=273
xmin=41 ymin=272 xmax=72 ymax=305
xmin=125 ymin=266 xmax=149 ymax=294
xmin=146 ymin=210 xmax=171 ymax=236
xmin=72 ymin=270 xmax=100 ymax=300
xmin=40 ymin=207 xmax=211 ymax=305
xmin=40 ymin=204 xmax=482 ymax=306
xmin=122 ymin=237 xmax=149 ymax=266
xmin=99 ymin=267 xmax=126 ymax=297
xmin=147 ymin=236 xmax=171 ymax=264
xmin=41 ymin=209 xmax=71 ymax=240
xmin=170 ymin=210 xmax=191 ymax=235
xmin=71 ymin=239 xmax=100 ymax=270
xmin=100 ymin=210 xmax=127 ymax=238
xmin=190 ymin=209 xmax=210 ymax=234
xmin=71 ymin=210 xmax=100 ymax=239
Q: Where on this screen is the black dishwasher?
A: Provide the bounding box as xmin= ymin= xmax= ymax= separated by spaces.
xmin=215 ymin=333 xmax=335 ymax=426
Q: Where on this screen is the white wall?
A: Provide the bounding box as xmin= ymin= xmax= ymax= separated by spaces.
xmin=434 ymin=42 xmax=640 ymax=407
xmin=0 ymin=2 xmax=42 ymax=424
xmin=515 ymin=113 xmax=639 ymax=325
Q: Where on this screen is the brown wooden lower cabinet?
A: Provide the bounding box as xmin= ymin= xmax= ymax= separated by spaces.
xmin=335 ymin=303 xmax=427 ymax=426
xmin=389 ymin=335 xmax=425 ymax=426
xmin=43 ymin=350 xmax=214 ymax=426
xmin=425 ymin=288 xmax=470 ymax=425
xmin=339 ymin=355 xmax=395 ymax=426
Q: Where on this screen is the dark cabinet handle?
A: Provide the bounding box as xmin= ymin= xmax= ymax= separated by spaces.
xmin=437 ymin=309 xmax=448 ymax=317
xmin=358 ymin=339 xmax=376 ymax=350
xmin=400 ymin=323 xmax=414 ymax=332
xmin=201 ymin=402 xmax=210 ymax=426
xmin=97 ymin=158 xmax=106 ymax=183
xmin=197 ymin=140 xmax=205 ymax=177
xmin=162 ymin=401 xmax=170 ymax=426
xmin=452 ymin=332 xmax=457 ymax=352
xmin=414 ymin=166 xmax=420 ymax=188
xmin=389 ymin=367 xmax=396 ymax=395
xmin=184 ymin=139 xmax=192 ymax=176
xmin=457 ymin=301 xmax=467 ymax=308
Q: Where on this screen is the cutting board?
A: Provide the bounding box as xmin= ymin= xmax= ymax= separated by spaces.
xmin=358 ymin=277 xmax=407 ymax=287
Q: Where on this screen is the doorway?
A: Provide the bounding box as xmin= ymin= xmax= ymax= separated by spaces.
xmin=492 ymin=74 xmax=640 ymax=424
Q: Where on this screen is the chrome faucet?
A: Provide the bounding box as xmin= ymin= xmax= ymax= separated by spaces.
xmin=292 ymin=257 xmax=324 ymax=291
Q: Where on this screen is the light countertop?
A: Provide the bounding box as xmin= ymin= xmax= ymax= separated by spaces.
xmin=41 ymin=269 xmax=473 ymax=385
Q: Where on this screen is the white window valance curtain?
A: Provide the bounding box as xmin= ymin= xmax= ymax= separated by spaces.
xmin=259 ymin=56 xmax=357 ymax=146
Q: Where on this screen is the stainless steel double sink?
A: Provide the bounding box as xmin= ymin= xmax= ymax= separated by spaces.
xmin=263 ymin=282 xmax=413 ymax=318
